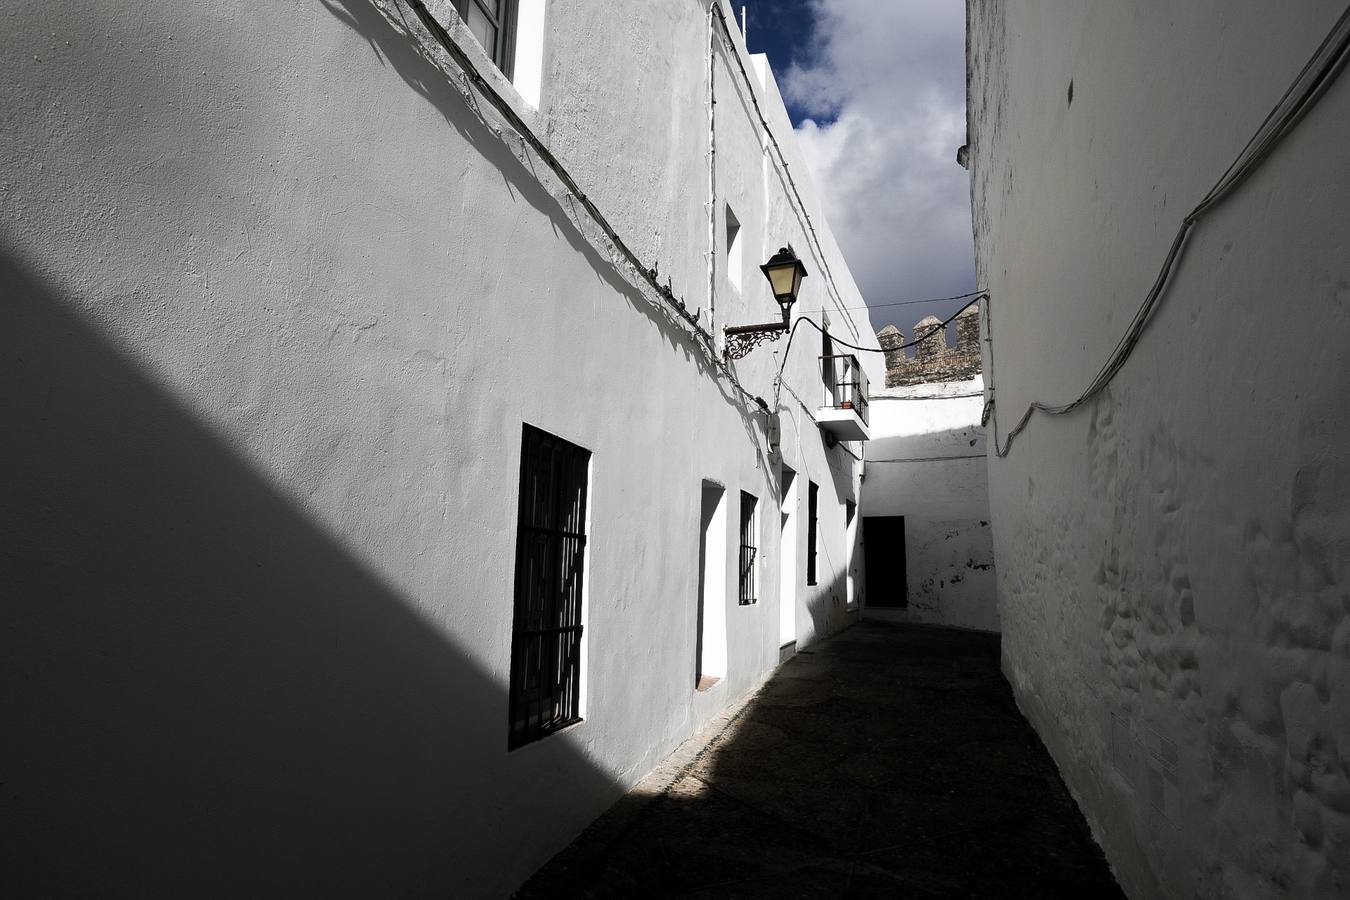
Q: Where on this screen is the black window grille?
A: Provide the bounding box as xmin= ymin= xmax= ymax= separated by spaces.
xmin=451 ymin=0 xmax=519 ymax=78
xmin=509 ymin=424 xmax=589 ymax=750
xmin=739 ymin=491 xmax=757 ymax=605
xmin=806 ymin=481 xmax=819 ymax=585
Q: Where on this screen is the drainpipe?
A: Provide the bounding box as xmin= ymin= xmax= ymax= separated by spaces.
xmin=706 ymin=0 xmax=719 ymax=333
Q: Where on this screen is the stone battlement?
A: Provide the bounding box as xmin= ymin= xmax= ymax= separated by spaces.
xmin=877 ymin=303 xmax=981 ymax=387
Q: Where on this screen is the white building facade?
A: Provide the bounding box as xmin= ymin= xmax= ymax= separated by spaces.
xmin=967 ymin=2 xmax=1350 ymax=897
xmin=862 ymin=374 xmax=997 ymax=632
xmin=0 ymin=1 xmax=881 ymax=896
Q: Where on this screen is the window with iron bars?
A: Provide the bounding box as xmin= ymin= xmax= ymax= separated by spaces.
xmin=739 ymin=491 xmax=758 ymax=605
xmin=508 ymin=424 xmax=589 ymax=751
xmin=806 ymin=480 xmax=819 ymax=586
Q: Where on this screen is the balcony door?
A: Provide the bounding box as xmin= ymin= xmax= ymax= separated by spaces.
xmin=821 ymin=321 xmax=837 ymax=404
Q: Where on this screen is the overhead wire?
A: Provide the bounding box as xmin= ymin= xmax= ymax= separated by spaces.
xmin=868 ymin=453 xmax=987 ymax=464
xmin=404 ymin=0 xmax=771 ymax=413
xmin=983 ymin=4 xmax=1350 ymax=458
xmin=801 ymin=292 xmax=984 ymax=356
xmin=771 ymin=293 xmax=986 ymax=409
xmin=872 ymin=392 xmax=985 ymax=401
xmin=832 ymin=289 xmax=988 ymax=315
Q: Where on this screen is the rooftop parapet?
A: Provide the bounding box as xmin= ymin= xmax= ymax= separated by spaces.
xmin=877 ymin=302 xmax=982 ymax=387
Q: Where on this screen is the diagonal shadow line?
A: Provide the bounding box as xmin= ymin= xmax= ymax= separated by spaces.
xmin=0 ymin=250 xmax=620 ymax=898
xmin=318 ymin=0 xmax=770 ymax=465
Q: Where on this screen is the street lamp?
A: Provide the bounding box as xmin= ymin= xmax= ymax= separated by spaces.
xmin=724 ymin=246 xmax=809 ymax=359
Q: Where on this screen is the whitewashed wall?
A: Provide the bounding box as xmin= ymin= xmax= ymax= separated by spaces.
xmin=967 ymin=1 xmax=1350 ymax=897
xmin=0 ymin=0 xmax=878 ymax=895
xmin=862 ymin=376 xmax=997 ymax=631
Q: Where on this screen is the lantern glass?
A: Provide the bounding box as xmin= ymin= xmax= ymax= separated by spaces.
xmin=760 ymin=247 xmax=808 ymax=303
xmin=765 ymin=262 xmax=798 ymax=298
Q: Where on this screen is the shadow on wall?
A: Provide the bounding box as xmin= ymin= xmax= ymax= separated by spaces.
xmin=798 ymin=442 xmax=858 ymax=641
xmin=803 ymin=567 xmax=852 ymax=642
xmin=867 ymin=422 xmax=986 ymax=466
xmin=0 ymin=252 xmax=618 ymax=897
xmin=319 ymin=0 xmax=769 ymax=470
xmin=861 ymin=421 xmax=995 ymax=628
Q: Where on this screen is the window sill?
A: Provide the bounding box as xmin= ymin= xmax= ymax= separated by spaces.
xmin=508 ymin=715 xmax=584 ymax=752
xmin=420 ymin=0 xmax=544 ymax=124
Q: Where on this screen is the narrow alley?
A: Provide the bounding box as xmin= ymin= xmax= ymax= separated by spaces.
xmin=517 ymin=621 xmax=1122 ymax=898
xmin=7 ymin=1 xmax=1348 ymax=894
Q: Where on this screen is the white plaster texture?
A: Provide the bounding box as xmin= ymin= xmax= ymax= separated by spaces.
xmin=863 ymin=375 xmax=997 ymax=631
xmin=967 ymin=2 xmax=1350 ymax=896
xmin=0 ymin=0 xmax=879 ymax=895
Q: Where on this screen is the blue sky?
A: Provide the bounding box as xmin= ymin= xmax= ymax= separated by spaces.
xmin=736 ymin=0 xmax=977 ymax=338
xmin=734 ymin=1 xmax=822 ymax=124
xmin=736 ymin=0 xmax=827 ymax=125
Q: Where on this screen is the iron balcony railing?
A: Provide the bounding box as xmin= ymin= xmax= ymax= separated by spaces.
xmin=820 ymin=353 xmax=869 ymax=426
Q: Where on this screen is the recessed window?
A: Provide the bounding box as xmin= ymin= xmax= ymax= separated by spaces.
xmin=508 ymin=424 xmax=589 ymax=750
xmin=452 ymin=0 xmax=519 ymax=79
xmin=739 ymin=491 xmax=758 ymax=605
xmin=697 ymin=481 xmax=728 ymax=691
xmin=806 ymin=481 xmax=819 ymax=586
xmin=726 ymin=205 xmax=743 ymax=293
xmin=845 ymin=500 xmax=856 ymax=607
xmin=779 ymin=466 xmax=797 ymax=646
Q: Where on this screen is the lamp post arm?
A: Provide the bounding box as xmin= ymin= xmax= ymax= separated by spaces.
xmin=723 ymin=321 xmax=789 ymax=336
xmin=722 ymin=320 xmax=789 ymax=360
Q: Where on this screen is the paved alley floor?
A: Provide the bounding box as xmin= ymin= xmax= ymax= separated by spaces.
xmin=515 ymin=620 xmax=1123 ymax=899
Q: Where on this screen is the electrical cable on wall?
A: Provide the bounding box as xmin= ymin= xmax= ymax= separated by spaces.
xmin=409 ymin=0 xmax=964 ymax=420
xmin=708 ymin=3 xmax=863 ymax=337
xmin=982 ymin=4 xmax=1350 ymax=458
xmin=777 ymin=379 xmax=819 ymax=428
xmin=705 ymin=1 xmax=720 ymax=330
xmin=404 ymin=0 xmax=770 ymax=414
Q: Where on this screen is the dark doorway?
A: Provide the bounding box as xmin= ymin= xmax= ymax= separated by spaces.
xmin=864 ymin=516 xmax=907 ymax=608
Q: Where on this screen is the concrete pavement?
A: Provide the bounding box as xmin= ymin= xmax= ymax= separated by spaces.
xmin=516 ymin=620 xmax=1122 ymax=898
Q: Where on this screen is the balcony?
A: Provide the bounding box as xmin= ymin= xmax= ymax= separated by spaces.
xmin=817 ymin=353 xmax=870 ymax=441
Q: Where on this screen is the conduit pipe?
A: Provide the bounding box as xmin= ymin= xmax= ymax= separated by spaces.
xmin=706 ymin=0 xmax=861 ymax=338
xmin=404 ymin=0 xmax=769 ymax=413
xmin=707 ymin=0 xmax=719 ymax=330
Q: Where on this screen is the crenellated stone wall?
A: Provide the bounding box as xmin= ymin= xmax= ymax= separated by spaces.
xmin=877 ymin=303 xmax=981 ymax=387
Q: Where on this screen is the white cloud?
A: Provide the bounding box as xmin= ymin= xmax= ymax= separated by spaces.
xmin=784 ymin=0 xmax=975 ymax=333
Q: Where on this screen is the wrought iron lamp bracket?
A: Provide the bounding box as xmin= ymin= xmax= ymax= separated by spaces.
xmin=723 ymin=321 xmax=788 ymax=360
